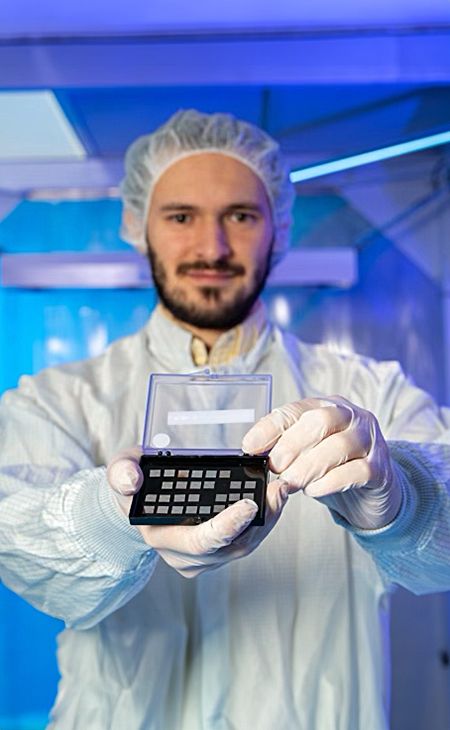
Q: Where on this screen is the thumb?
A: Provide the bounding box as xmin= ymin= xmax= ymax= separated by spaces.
xmin=193 ymin=499 xmax=259 ymax=553
xmin=107 ymin=447 xmax=143 ymax=497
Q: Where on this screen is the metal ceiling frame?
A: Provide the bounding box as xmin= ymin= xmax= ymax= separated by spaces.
xmin=1 ymin=29 xmax=450 ymax=88
xmin=0 ymin=249 xmax=358 ymax=289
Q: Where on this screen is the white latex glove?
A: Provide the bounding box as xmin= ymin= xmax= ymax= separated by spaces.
xmin=242 ymin=396 xmax=403 ymax=530
xmin=107 ymin=448 xmax=289 ymax=578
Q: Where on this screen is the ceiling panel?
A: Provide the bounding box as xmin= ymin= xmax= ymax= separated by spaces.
xmin=1 ymin=84 xmax=449 ymax=194
xmin=55 ymin=87 xmax=265 ymax=157
xmin=1 ymin=0 xmax=450 ymax=36
xmin=2 ymin=33 xmax=450 ymax=91
xmin=278 ymin=88 xmax=450 ymax=156
xmin=56 ymin=85 xmax=450 ymax=162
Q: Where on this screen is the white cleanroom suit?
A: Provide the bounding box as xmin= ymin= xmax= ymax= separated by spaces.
xmin=1 ymin=306 xmax=450 ymax=730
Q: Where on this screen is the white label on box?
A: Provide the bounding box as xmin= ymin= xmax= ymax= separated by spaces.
xmin=167 ymin=408 xmax=255 ymax=426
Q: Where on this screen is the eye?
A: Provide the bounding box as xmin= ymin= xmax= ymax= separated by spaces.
xmin=168 ymin=213 xmax=191 ymax=224
xmin=229 ymin=211 xmax=257 ymax=223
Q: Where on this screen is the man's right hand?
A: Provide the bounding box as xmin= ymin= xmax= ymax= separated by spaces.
xmin=107 ymin=448 xmax=289 ymax=578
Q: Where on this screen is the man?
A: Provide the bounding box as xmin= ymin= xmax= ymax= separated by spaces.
xmin=0 ymin=109 xmax=449 ymax=730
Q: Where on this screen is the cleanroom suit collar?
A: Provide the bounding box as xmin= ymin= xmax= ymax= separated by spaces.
xmin=145 ymin=301 xmax=273 ymax=373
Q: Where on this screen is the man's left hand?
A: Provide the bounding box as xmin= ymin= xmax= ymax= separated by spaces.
xmin=242 ymin=395 xmax=403 ymax=530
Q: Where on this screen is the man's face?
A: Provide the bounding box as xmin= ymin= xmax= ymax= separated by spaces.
xmin=146 ymin=153 xmax=274 ymax=330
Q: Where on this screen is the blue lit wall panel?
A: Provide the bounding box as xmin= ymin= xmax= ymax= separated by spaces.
xmin=263 ymin=236 xmax=445 ymax=401
xmin=0 ymin=585 xmax=61 ymax=730
xmin=0 ymin=288 xmax=158 ymax=729
xmin=0 ymin=289 xmax=156 ymax=392
xmin=0 ymin=200 xmax=126 ymax=254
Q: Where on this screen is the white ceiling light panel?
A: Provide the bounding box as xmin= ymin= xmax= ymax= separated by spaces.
xmin=0 ymin=91 xmax=86 ymax=160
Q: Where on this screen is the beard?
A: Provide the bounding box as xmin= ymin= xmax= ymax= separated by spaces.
xmin=147 ymin=243 xmax=272 ymax=330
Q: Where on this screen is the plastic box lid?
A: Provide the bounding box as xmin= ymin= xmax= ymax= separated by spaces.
xmin=142 ymin=371 xmax=272 ymax=455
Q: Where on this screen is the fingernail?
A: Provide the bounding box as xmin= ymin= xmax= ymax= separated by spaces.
xmin=241 ymin=433 xmax=258 ymax=453
xmin=122 ymin=468 xmax=139 ymax=489
xmin=241 ymin=498 xmax=258 ymax=510
xmin=279 ymin=481 xmax=290 ymax=501
xmin=112 ymin=462 xmax=140 ymax=491
xmin=239 ymin=499 xmax=258 ymax=520
xmin=242 ymin=424 xmax=268 ymax=453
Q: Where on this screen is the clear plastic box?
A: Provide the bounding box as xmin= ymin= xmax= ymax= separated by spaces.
xmin=129 ymin=371 xmax=272 ymax=526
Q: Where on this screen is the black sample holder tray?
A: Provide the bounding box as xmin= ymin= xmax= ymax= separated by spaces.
xmin=129 ymin=453 xmax=268 ymax=526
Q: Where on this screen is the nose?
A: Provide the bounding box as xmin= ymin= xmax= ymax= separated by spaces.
xmin=195 ymin=217 xmax=231 ymax=261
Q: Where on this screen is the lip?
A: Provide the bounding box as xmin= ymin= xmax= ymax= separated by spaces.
xmin=185 ymin=270 xmax=237 ymax=284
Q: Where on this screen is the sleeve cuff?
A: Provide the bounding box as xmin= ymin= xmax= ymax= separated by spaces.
xmin=331 ymin=459 xmax=415 ymax=541
xmin=335 ymin=441 xmax=445 ymax=554
xmin=68 ymin=466 xmax=157 ymax=575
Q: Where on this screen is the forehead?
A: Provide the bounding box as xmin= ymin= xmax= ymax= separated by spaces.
xmin=150 ymin=152 xmax=270 ymax=208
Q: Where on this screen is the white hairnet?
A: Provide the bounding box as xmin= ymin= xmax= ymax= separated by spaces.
xmin=120 ymin=109 xmax=294 ymax=267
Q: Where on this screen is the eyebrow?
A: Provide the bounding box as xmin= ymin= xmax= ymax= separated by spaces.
xmin=158 ymin=202 xmax=264 ymax=213
xmin=159 ymin=204 xmax=196 ymax=212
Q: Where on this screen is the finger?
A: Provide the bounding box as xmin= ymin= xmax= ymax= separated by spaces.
xmin=269 ymin=405 xmax=353 ymax=472
xmin=144 ymin=499 xmax=258 ymax=554
xmin=242 ymin=398 xmax=334 ymax=454
xmin=223 ymin=479 xmax=290 ymax=553
xmin=302 ymin=458 xmax=373 ymax=498
xmin=265 ymin=478 xmax=291 ymax=520
xmin=242 ymin=409 xmax=298 ymax=454
xmin=193 ymin=499 xmax=259 ymax=553
xmin=107 ymin=447 xmax=143 ymax=496
xmin=279 ymin=424 xmax=371 ymax=490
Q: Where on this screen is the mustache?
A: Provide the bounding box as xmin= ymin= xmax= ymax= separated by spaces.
xmin=177 ymin=260 xmax=245 ymax=276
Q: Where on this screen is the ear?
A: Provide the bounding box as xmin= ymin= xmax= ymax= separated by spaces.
xmin=120 ymin=207 xmax=147 ymax=254
xmin=121 ymin=207 xmax=139 ymax=238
